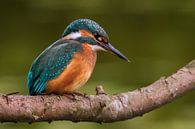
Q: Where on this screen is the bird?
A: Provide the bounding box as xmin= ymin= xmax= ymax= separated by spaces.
xmin=27 ymin=19 xmax=129 ymax=95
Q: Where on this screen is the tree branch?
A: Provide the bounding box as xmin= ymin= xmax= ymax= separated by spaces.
xmin=0 ymin=60 xmax=195 ymax=123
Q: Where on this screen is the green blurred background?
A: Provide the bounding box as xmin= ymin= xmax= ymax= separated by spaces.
xmin=0 ymin=0 xmax=195 ymax=129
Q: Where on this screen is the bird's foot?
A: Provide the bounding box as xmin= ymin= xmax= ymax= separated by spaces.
xmin=63 ymin=92 xmax=80 ymax=101
xmin=96 ymin=85 xmax=107 ymax=95
xmin=73 ymin=92 xmax=89 ymax=99
xmin=63 ymin=92 xmax=89 ymax=100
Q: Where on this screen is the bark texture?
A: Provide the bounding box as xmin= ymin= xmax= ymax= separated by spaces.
xmin=0 ymin=60 xmax=195 ymax=123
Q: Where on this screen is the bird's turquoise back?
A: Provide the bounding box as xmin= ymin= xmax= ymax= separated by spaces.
xmin=27 ymin=39 xmax=82 ymax=95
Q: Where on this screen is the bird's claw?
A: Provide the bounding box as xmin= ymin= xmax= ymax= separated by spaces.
xmin=64 ymin=92 xmax=89 ymax=100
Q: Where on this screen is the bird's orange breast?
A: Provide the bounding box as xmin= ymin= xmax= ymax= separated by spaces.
xmin=45 ymin=43 xmax=97 ymax=94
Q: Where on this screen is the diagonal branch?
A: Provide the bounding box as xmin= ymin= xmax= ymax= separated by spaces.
xmin=0 ymin=60 xmax=195 ymax=123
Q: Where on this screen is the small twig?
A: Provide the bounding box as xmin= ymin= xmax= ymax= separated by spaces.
xmin=6 ymin=92 xmax=19 ymax=96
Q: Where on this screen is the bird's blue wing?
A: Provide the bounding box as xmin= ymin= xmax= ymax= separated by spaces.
xmin=27 ymin=40 xmax=82 ymax=95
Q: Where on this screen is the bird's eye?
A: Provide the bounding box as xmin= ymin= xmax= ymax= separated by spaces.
xmin=98 ymin=37 xmax=103 ymax=42
xmin=94 ymin=33 xmax=108 ymax=43
xmin=94 ymin=33 xmax=99 ymax=39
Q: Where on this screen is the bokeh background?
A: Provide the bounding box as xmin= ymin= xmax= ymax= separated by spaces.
xmin=0 ymin=0 xmax=195 ymax=129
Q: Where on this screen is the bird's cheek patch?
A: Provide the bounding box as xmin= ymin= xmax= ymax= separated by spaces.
xmin=80 ymin=30 xmax=95 ymax=39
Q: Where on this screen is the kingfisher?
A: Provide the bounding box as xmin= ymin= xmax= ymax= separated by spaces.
xmin=27 ymin=19 xmax=129 ymax=95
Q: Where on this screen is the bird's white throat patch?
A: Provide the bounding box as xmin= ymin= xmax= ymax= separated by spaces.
xmin=88 ymin=44 xmax=106 ymax=51
xmin=64 ymin=32 xmax=82 ymax=40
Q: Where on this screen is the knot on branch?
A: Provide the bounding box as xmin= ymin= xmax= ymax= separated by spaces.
xmin=96 ymin=85 xmax=106 ymax=95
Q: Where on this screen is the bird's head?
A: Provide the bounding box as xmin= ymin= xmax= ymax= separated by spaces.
xmin=62 ymin=19 xmax=129 ymax=62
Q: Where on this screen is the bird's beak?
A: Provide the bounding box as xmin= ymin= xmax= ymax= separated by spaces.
xmin=101 ymin=43 xmax=130 ymax=62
